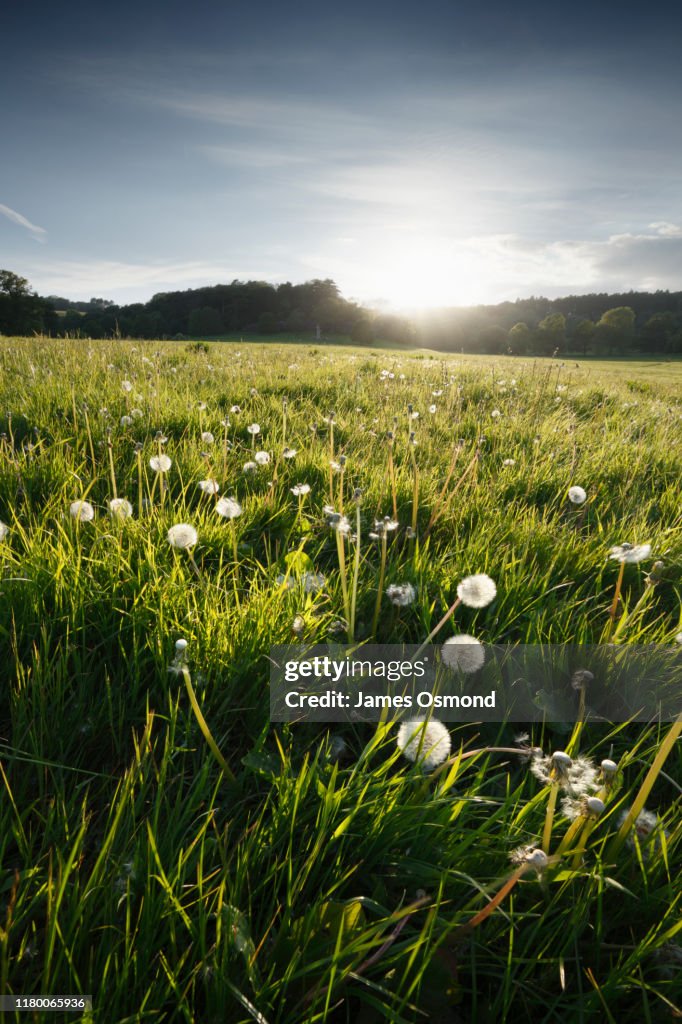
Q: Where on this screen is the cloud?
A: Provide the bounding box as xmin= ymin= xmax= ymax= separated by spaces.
xmin=0 ymin=203 xmax=47 ymax=242
xmin=18 ymin=258 xmax=287 ymax=302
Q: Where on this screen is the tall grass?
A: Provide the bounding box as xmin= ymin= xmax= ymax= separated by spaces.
xmin=0 ymin=339 xmax=680 ymax=1022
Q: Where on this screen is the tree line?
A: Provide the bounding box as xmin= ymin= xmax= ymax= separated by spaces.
xmin=1 ymin=269 xmax=681 ymax=354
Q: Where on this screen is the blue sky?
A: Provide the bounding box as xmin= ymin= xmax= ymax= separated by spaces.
xmin=2 ymin=0 xmax=681 ymax=309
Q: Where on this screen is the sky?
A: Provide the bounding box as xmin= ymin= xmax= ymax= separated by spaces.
xmin=2 ymin=0 xmax=682 ymax=310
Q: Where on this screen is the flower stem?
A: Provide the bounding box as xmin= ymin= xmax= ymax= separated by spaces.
xmin=542 ymin=784 xmax=559 ymax=854
xmin=371 ymin=532 xmax=388 ymax=640
xmin=181 ymin=666 xmax=235 ymax=782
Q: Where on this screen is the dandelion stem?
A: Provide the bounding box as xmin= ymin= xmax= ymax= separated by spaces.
xmin=371 ymin=532 xmax=388 ymax=640
xmin=387 ymin=440 xmax=398 ymax=522
xmin=335 ymin=529 xmax=351 ymax=638
xmin=349 ymin=502 xmax=361 ymax=643
xmin=412 ymin=597 xmax=462 ymax=663
xmin=542 ymin=784 xmax=559 ymax=854
xmin=606 ymin=560 xmax=626 ymax=636
xmin=107 ymin=440 xmax=118 ymax=500
xmin=409 ymin=443 xmax=419 ymax=536
xmin=456 ymin=866 xmax=525 ymax=935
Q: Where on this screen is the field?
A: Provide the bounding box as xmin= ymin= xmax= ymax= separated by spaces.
xmin=0 ymin=338 xmax=681 ymax=1023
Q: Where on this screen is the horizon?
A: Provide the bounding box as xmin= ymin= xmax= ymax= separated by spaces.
xmin=2 ymin=1 xmax=681 ymax=309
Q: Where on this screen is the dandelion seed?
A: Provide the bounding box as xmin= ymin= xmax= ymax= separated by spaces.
xmin=397 ymin=719 xmax=451 ymax=771
xmin=70 ymin=500 xmax=95 ymax=522
xmin=198 ymin=479 xmax=220 ymax=494
xmin=609 ymin=542 xmax=652 ymax=563
xmin=510 ymin=846 xmax=549 ymax=874
xmin=168 ymin=637 xmax=189 ymax=676
xmin=456 ymin=574 xmax=497 ymax=609
xmin=441 ymin=635 xmax=485 ymax=674
xmin=167 ymin=524 xmax=198 ymax=549
xmin=108 ymin=498 xmax=133 ymax=519
xmin=291 ymin=483 xmax=311 ymax=496
xmin=216 ymin=497 xmax=242 ymax=519
xmin=562 ymin=794 xmax=605 ymax=820
xmin=568 ymin=485 xmax=587 ymax=504
xmin=150 ymin=454 xmax=172 ymax=472
xmin=386 ymin=582 xmax=416 ymax=606
xmin=531 ymin=751 xmax=598 ymax=795
xmin=201 ymin=431 xmax=215 ymax=444
xmin=600 ymin=758 xmax=618 ymax=779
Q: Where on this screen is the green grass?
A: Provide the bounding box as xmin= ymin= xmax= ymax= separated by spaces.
xmin=0 ymin=339 xmax=680 ymax=1023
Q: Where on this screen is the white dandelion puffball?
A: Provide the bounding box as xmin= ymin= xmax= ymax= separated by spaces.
xmin=198 ymin=479 xmax=220 ymax=494
xmin=120 ymin=415 xmax=133 ymax=427
xmin=216 ymin=497 xmax=242 ymax=519
xmin=491 ymin=409 xmax=501 ymax=418
xmin=70 ymin=500 xmax=95 ymax=522
xmin=441 ymin=635 xmax=485 ymax=674
xmin=429 ymin=404 xmax=437 ymax=414
xmin=457 ymin=574 xmax=497 ymax=608
xmin=282 ymin=447 xmax=297 ymax=459
xmin=150 ymin=454 xmax=172 ymax=472
xmin=255 ymin=451 xmax=271 ymax=465
xmin=397 ymin=719 xmax=451 ymax=771
xmin=201 ymin=431 xmax=215 ymax=444
xmin=291 ymin=483 xmax=311 ymax=496
xmin=502 ymin=458 xmax=516 ymax=466
xmin=121 ymin=380 xmax=133 ymax=393
xmin=609 ymin=542 xmax=652 ymax=563
xmin=675 ymin=633 xmax=682 ymax=645
xmin=108 ymin=498 xmax=133 ymax=518
xmin=0 ymin=521 xmax=9 ymax=541
xmin=243 ymin=460 xmax=258 ymax=473
xmin=247 ymin=423 xmax=261 ymax=435
xmin=386 ymin=582 xmax=417 ymax=606
xmin=568 ymin=486 xmax=587 ymax=504
xmin=167 ymin=523 xmax=198 ymax=549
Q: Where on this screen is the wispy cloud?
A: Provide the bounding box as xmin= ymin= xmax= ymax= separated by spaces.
xmin=0 ymin=203 xmax=47 ymax=242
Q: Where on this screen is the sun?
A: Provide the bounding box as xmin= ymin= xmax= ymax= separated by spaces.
xmin=361 ymin=237 xmax=489 ymax=310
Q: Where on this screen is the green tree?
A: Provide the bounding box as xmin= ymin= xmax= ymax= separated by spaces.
xmin=534 ymin=312 xmax=566 ymax=354
xmin=187 ymin=307 xmax=224 ymax=337
xmin=0 ymin=270 xmax=49 ymax=335
xmin=571 ymin=318 xmax=595 ymax=355
xmin=508 ymin=322 xmax=532 ymax=354
xmin=594 ymin=307 xmax=635 ymax=354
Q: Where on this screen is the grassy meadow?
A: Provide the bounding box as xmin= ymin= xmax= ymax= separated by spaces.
xmin=0 ymin=338 xmax=681 ymax=1022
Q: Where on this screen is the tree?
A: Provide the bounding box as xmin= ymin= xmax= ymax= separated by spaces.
xmin=508 ymin=322 xmax=532 ymax=354
xmin=187 ymin=306 xmax=224 ymax=337
xmin=0 ymin=270 xmax=50 ymax=335
xmin=535 ymin=312 xmax=566 ymax=354
xmin=594 ymin=307 xmax=635 ymax=355
xmin=571 ymin=318 xmax=595 ymax=355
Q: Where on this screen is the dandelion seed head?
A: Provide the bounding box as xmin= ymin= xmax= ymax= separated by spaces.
xmin=120 ymin=415 xmax=133 ymax=427
xmin=108 ymin=498 xmax=133 ymax=518
xmin=456 ymin=573 xmax=497 ymax=608
xmin=0 ymin=521 xmax=9 ymax=541
xmin=396 ymin=719 xmax=451 ymax=771
xmin=198 ymin=479 xmax=220 ymax=494
xmin=511 ymin=846 xmax=549 ymax=873
xmin=150 ymin=454 xmax=172 ymax=472
xmin=283 ymin=447 xmax=297 ymax=459
xmin=568 ymin=485 xmax=587 ymax=504
xmin=167 ymin=523 xmax=198 ymax=549
xmin=386 ymin=582 xmax=416 ymax=606
xmin=291 ymin=483 xmax=311 ymax=496
xmin=247 ymin=423 xmax=261 ymax=435
xmin=503 ymin=458 xmax=516 ymax=466
xmin=121 ymin=380 xmax=133 ymax=393
xmin=600 ymin=758 xmax=618 ymax=777
xmin=215 ymin=497 xmax=242 ymax=519
xmin=70 ymin=500 xmax=95 ymax=522
xmin=441 ymin=635 xmax=485 ymax=674
xmin=255 ymin=451 xmax=271 ymax=465
xmin=243 ymin=461 xmax=258 ymax=473
xmin=201 ymin=431 xmax=215 ymax=444
xmin=609 ymin=542 xmax=652 ymax=563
